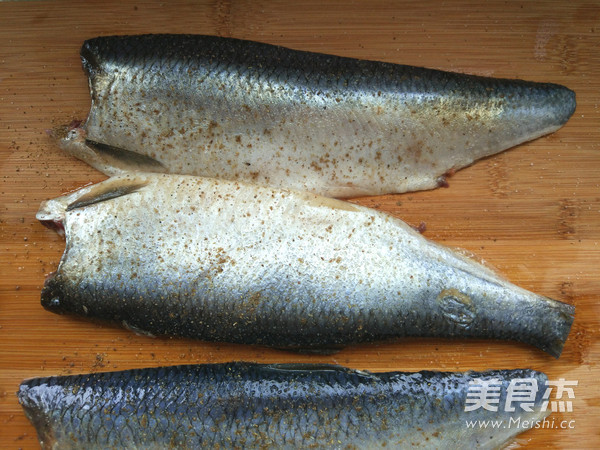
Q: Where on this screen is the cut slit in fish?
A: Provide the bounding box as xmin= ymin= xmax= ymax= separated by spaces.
xmin=37 ymin=173 xmax=574 ymax=357
xmin=58 ymin=34 xmax=575 ymax=197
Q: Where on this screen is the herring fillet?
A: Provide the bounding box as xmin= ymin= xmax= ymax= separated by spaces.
xmin=37 ymin=174 xmax=574 ymax=356
xmin=18 ymin=363 xmax=550 ymax=449
xmin=60 ymin=34 xmax=576 ymax=197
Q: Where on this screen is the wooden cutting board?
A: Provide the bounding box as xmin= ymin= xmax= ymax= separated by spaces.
xmin=1 ymin=0 xmax=598 ymax=447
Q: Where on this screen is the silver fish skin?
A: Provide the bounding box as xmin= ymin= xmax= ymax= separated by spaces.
xmin=37 ymin=174 xmax=574 ymax=356
xmin=18 ymin=363 xmax=551 ymax=449
xmin=60 ymin=34 xmax=576 ymax=197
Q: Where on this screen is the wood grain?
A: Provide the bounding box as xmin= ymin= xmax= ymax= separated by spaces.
xmin=1 ymin=0 xmax=598 ymax=447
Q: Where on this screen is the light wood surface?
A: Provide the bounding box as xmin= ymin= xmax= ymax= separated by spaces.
xmin=1 ymin=0 xmax=598 ymax=447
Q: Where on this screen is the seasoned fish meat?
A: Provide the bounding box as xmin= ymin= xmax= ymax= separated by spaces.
xmin=19 ymin=362 xmax=551 ymax=449
xmin=37 ymin=174 xmax=574 ymax=356
xmin=60 ymin=34 xmax=575 ymax=197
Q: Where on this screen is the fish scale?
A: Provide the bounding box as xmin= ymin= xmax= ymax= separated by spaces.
xmin=56 ymin=34 xmax=575 ymax=197
xmin=37 ymin=173 xmax=574 ymax=356
xmin=18 ymin=363 xmax=551 ymax=449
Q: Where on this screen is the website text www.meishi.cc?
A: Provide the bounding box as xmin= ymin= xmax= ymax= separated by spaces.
xmin=465 ymin=417 xmax=576 ymax=430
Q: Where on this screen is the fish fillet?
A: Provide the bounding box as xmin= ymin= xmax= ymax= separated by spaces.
xmin=59 ymin=34 xmax=576 ymax=197
xmin=19 ymin=363 xmax=551 ymax=449
xmin=37 ymin=173 xmax=574 ymax=356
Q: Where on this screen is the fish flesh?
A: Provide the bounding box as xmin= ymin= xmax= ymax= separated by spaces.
xmin=37 ymin=174 xmax=574 ymax=356
xmin=18 ymin=362 xmax=551 ymax=449
xmin=59 ymin=34 xmax=575 ymax=197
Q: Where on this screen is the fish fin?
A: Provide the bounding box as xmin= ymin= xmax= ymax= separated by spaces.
xmin=451 ymin=247 xmax=506 ymax=281
xmin=66 ymin=177 xmax=150 ymax=212
xmin=274 ymin=345 xmax=346 ymax=355
xmin=85 ymin=140 xmax=167 ymax=173
xmin=266 ymin=363 xmax=377 ymax=378
xmin=430 ymin=244 xmax=509 ymax=288
xmin=56 ymin=125 xmax=166 ymax=176
xmin=296 ymin=192 xmax=360 ymax=213
xmin=122 ymin=320 xmax=156 ymax=338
